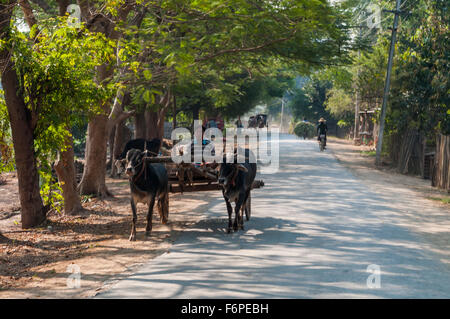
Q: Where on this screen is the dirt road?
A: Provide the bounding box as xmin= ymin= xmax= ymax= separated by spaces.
xmin=96 ymin=135 xmax=450 ymax=298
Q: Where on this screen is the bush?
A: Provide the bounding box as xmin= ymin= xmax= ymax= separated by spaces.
xmin=294 ymin=121 xmax=316 ymax=139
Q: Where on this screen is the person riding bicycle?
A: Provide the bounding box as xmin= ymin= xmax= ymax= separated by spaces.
xmin=317 ymin=118 xmax=328 ymax=148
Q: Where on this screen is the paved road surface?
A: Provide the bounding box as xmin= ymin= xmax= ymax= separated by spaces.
xmin=98 ymin=135 xmax=450 ymax=298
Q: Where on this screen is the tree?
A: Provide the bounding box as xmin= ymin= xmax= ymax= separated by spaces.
xmin=387 ymin=0 xmax=449 ymax=138
xmin=1 ymin=0 xmax=116 ymax=223
xmin=77 ymin=1 xmax=133 ymax=197
xmin=319 ymin=0 xmax=448 ymax=170
xmin=0 ymin=0 xmax=46 ymax=228
xmin=325 ymin=87 xmax=354 ymax=127
xmin=118 ymin=0 xmax=352 ymax=128
xmin=289 ymin=78 xmax=333 ymax=123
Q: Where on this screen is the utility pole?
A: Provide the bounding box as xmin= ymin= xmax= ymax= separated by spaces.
xmin=375 ymin=0 xmax=402 ymax=166
xmin=353 ymin=73 xmax=360 ymax=144
xmin=354 ymin=27 xmax=363 ymax=145
xmin=280 ymin=98 xmax=285 ymax=134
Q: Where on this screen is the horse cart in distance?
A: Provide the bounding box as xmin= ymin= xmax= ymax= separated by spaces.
xmin=248 ymin=114 xmax=269 ymax=129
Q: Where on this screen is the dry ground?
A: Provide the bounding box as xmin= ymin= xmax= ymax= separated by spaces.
xmin=0 ymin=175 xmax=213 ymax=298
xmin=327 ymin=137 xmax=449 ymax=204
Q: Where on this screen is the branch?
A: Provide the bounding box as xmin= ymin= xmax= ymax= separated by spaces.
xmin=77 ymin=0 xmax=91 ymax=22
xmin=117 ymin=110 xmax=135 ymax=123
xmin=19 ymin=0 xmax=37 ymax=28
xmin=194 ymin=31 xmax=296 ymax=63
xmin=29 ymin=0 xmax=53 ymax=14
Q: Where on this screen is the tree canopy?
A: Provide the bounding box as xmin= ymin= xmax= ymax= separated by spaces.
xmin=0 ymin=0 xmax=372 ymax=226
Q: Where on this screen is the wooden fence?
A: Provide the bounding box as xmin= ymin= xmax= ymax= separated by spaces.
xmin=432 ymin=134 xmax=450 ymax=192
xmin=388 ymin=130 xmax=424 ymax=176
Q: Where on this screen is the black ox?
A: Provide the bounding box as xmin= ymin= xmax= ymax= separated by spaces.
xmin=115 ymin=138 xmax=161 ymax=175
xmin=218 ymin=149 xmax=257 ymax=233
xmin=125 ymin=148 xmax=169 ymax=241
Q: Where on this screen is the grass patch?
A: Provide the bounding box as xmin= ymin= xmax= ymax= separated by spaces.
xmin=427 ymin=196 xmax=450 ymax=204
xmin=360 ymin=150 xmax=376 ymax=157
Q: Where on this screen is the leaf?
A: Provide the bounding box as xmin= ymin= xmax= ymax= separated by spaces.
xmin=143 ymin=69 xmax=152 ymax=80
xmin=143 ymin=90 xmax=151 ymax=103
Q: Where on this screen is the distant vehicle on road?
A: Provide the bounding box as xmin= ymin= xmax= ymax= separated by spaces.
xmin=204 ymin=116 xmax=224 ymax=130
xmin=248 ymin=114 xmax=268 ymax=129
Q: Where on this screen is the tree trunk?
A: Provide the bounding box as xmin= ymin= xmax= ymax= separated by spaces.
xmin=110 ymin=120 xmax=131 ymax=177
xmin=106 ymin=89 xmax=133 ymax=171
xmin=78 ymin=113 xmax=111 ymax=197
xmin=78 ymin=6 xmax=132 ymax=197
xmin=1 ymin=70 xmax=46 ymax=227
xmin=49 ymin=1 xmax=83 ymax=214
xmin=145 ymin=107 xmax=168 ymax=141
xmin=158 ymin=107 xmax=168 ymax=140
xmin=57 ymin=0 xmax=69 ymax=16
xmin=78 ymin=67 xmax=112 ymax=198
xmin=107 ymin=125 xmax=115 ymax=170
xmin=172 ymin=95 xmax=177 ymax=130
xmin=192 ymin=105 xmax=200 ymax=121
xmin=145 ymin=91 xmax=171 ymax=141
xmin=145 ymin=110 xmax=159 ymax=140
xmin=433 ymin=134 xmax=450 ymax=191
xmin=0 ymin=1 xmax=46 ymax=228
xmin=19 ymin=0 xmax=38 ymax=27
xmin=54 ymin=134 xmax=82 ymax=214
xmin=134 ymin=111 xmax=146 ymax=139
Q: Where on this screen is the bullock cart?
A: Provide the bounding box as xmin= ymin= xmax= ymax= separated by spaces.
xmin=141 ymin=156 xmax=265 ymax=194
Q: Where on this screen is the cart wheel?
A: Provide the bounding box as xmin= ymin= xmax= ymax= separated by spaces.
xmin=245 ymin=193 xmax=251 ymax=221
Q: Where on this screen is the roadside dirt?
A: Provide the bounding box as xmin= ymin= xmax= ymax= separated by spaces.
xmin=0 ymin=175 xmax=213 ymax=298
xmin=327 ymin=137 xmax=449 ymax=204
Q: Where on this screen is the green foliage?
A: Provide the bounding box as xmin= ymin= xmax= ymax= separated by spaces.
xmin=294 ymin=121 xmax=316 ymax=139
xmin=113 ymin=0 xmax=353 ymax=120
xmin=337 ymin=119 xmax=351 ymax=128
xmin=325 ymin=87 xmax=354 ymax=128
xmin=387 ymin=0 xmax=449 ymax=137
xmin=7 ymin=16 xmax=116 ymax=208
xmin=299 ymin=0 xmax=449 ymax=163
xmin=172 ymin=65 xmax=295 ymax=122
xmin=356 ymin=40 xmax=387 ymax=108
xmin=0 ymin=92 xmax=14 ymax=173
xmin=325 ymin=87 xmax=354 ymax=118
xmin=39 ymin=164 xmax=64 ymax=213
xmin=289 ymin=78 xmax=332 ymax=123
xmin=360 ymin=150 xmax=376 ymax=157
xmin=155 ymin=0 xmax=351 ymax=69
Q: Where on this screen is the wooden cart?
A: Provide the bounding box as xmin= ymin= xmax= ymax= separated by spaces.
xmin=143 ymin=156 xmax=265 ymax=194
